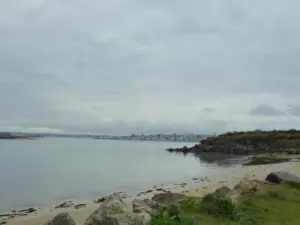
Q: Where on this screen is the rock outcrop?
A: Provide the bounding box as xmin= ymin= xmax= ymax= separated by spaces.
xmin=44 ymin=213 xmax=75 ymax=225
xmin=265 ymin=171 xmax=300 ymax=184
xmin=243 ymin=155 xmax=289 ymax=166
xmin=151 ymin=192 xmax=185 ymax=205
xmin=232 ymin=178 xmax=261 ymax=195
xmin=214 ymin=186 xmax=231 ymax=197
xmin=132 ymin=199 xmax=161 ymax=213
xmin=166 ymin=130 xmax=300 ymax=155
xmin=84 ymin=193 xmax=151 ymax=225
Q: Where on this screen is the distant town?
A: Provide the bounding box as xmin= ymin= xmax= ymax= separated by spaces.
xmin=0 ymin=132 xmax=214 ymax=142
xmin=93 ymin=133 xmax=214 ymax=142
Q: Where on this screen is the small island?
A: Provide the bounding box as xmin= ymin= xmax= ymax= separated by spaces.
xmin=0 ymin=132 xmax=36 ymax=140
xmin=166 ymin=129 xmax=300 ymax=155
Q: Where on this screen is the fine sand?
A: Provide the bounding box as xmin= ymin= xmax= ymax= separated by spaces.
xmin=3 ymin=161 xmax=300 ymax=225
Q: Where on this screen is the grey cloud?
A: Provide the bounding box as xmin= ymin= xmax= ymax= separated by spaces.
xmin=250 ymin=104 xmax=286 ymax=117
xmin=1 ymin=0 xmax=300 ymax=134
xmin=287 ymin=105 xmax=300 ymax=116
xmin=201 ymin=107 xmax=217 ymax=113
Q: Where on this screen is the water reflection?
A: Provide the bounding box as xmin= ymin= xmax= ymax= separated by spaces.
xmin=183 ymin=152 xmax=250 ymax=167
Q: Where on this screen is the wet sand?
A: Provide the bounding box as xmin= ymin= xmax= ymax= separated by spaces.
xmin=3 ymin=161 xmax=300 ymax=225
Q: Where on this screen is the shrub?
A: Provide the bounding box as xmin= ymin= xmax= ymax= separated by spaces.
xmin=199 ymin=194 xmax=237 ymax=219
xmin=180 ymin=198 xmax=199 ymax=210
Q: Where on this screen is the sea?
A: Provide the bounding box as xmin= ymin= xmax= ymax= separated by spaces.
xmin=0 ymin=138 xmax=247 ymax=212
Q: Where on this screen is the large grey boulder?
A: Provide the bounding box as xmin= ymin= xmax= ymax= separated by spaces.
xmin=84 ymin=193 xmax=151 ymax=225
xmin=232 ymin=178 xmax=261 ymax=194
xmin=44 ymin=213 xmax=75 ymax=225
xmin=106 ymin=192 xmax=124 ymax=204
xmin=265 ymin=171 xmax=300 ymax=184
xmin=214 ymin=186 xmax=231 ymax=197
xmin=151 ymin=192 xmax=185 ymax=205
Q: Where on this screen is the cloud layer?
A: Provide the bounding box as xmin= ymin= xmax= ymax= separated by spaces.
xmin=1 ymin=0 xmax=300 ymax=134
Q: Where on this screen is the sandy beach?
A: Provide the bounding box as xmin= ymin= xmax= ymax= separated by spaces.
xmin=3 ymin=160 xmax=300 ymax=225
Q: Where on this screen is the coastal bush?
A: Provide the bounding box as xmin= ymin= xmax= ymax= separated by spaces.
xmin=179 ymin=198 xmax=199 ymax=210
xmin=199 ymin=194 xmax=237 ymax=219
xmin=149 ymin=182 xmax=300 ymax=225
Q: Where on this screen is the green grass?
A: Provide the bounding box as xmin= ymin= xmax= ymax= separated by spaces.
xmin=149 ymin=181 xmax=300 ymax=225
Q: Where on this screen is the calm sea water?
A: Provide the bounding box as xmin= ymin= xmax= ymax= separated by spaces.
xmin=0 ymin=138 xmax=245 ymax=211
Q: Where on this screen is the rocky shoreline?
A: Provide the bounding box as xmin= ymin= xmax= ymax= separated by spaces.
xmin=166 ymin=130 xmax=300 ymax=155
xmin=2 ymin=157 xmax=300 ymax=225
xmin=2 ymin=160 xmax=300 ymax=225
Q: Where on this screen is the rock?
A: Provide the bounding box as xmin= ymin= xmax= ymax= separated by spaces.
xmin=232 ymin=178 xmax=261 ymax=195
xmin=55 ymin=202 xmax=73 ymax=209
xmin=145 ymin=190 xmax=153 ymax=193
xmin=18 ymin=207 xmax=36 ymax=213
xmin=265 ymin=171 xmax=300 ymax=184
xmin=152 ymin=192 xmax=185 ymax=205
xmin=84 ymin=193 xmax=151 ymax=225
xmin=0 ymin=221 xmax=7 ymax=225
xmin=106 ymin=192 xmax=124 ymax=203
xmin=93 ymin=197 xmax=107 ymax=204
xmin=74 ymin=204 xmax=86 ymax=209
xmin=44 ymin=213 xmax=75 ymax=225
xmin=155 ymin=188 xmax=165 ymax=191
xmin=132 ymin=199 xmax=161 ymax=213
xmin=214 ymin=186 xmax=231 ymax=197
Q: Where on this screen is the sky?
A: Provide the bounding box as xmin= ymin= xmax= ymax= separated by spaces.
xmin=0 ymin=0 xmax=300 ymax=135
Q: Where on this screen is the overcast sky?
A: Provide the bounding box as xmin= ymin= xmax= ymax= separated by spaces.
xmin=0 ymin=0 xmax=300 ymax=134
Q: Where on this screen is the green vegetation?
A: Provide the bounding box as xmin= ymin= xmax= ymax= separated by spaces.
xmin=201 ymin=129 xmax=300 ymax=149
xmin=149 ymin=181 xmax=300 ymax=225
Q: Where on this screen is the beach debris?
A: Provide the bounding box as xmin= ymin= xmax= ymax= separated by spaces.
xmin=93 ymin=197 xmax=107 ymax=203
xmin=44 ymin=212 xmax=75 ymax=225
xmin=74 ymin=204 xmax=86 ymax=209
xmin=266 ymin=171 xmax=300 ymax=184
xmin=84 ymin=193 xmax=151 ymax=225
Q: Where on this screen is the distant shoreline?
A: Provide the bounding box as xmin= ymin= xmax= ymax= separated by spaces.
xmin=0 ymin=136 xmax=36 ymax=140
